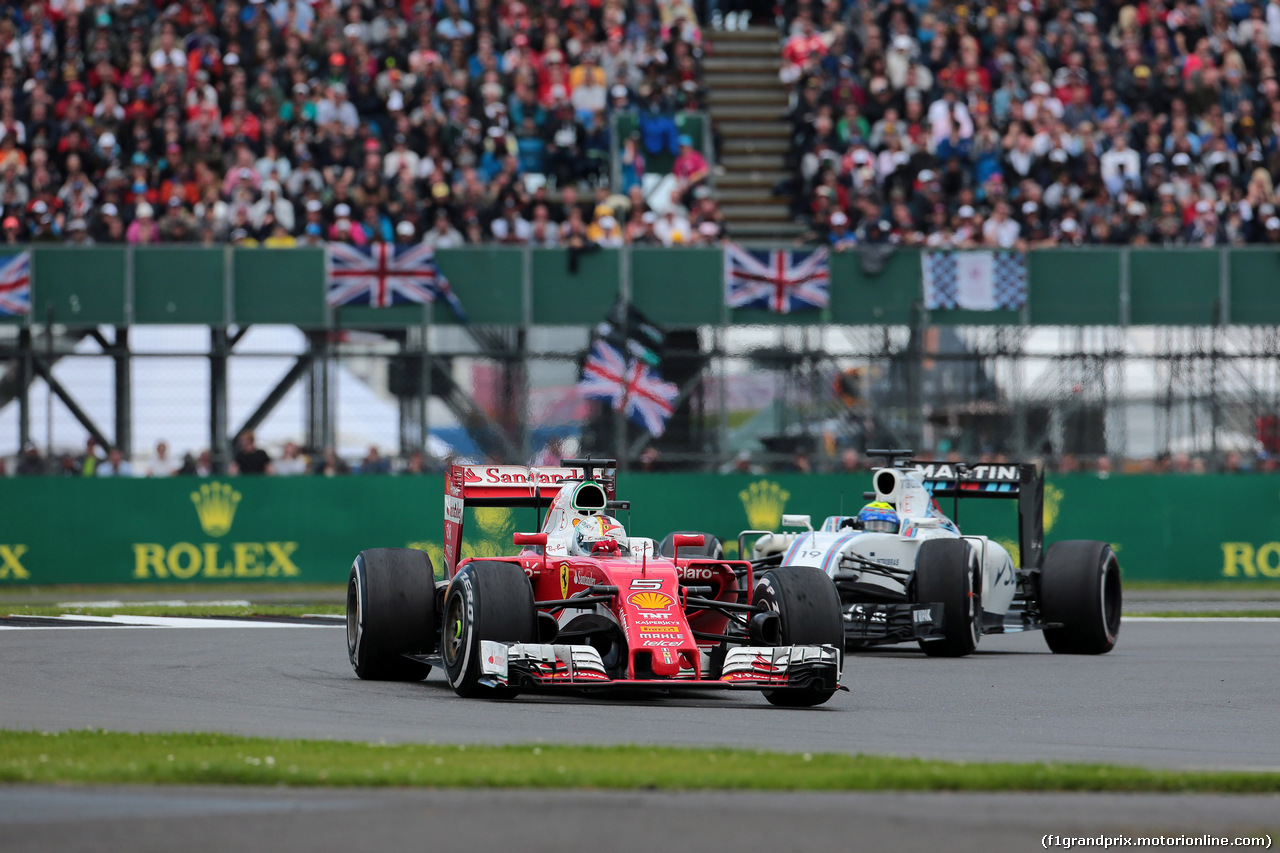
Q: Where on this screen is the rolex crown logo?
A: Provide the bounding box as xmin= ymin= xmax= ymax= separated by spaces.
xmin=191 ymin=482 xmax=242 ymax=537
xmin=739 ymin=480 xmax=790 ymax=530
xmin=1043 ymin=483 xmax=1064 ymax=534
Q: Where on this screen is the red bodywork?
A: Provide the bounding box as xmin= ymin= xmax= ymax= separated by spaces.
xmin=443 ymin=464 xmax=752 ymax=682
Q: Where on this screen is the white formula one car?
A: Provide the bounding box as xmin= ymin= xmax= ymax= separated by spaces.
xmin=741 ymin=450 xmax=1121 ymax=657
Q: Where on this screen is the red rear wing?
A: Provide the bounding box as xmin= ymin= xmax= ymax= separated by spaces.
xmin=443 ymin=464 xmax=617 ymax=575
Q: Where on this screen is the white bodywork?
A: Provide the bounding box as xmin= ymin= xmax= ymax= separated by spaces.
xmin=755 ymin=465 xmax=1018 ymax=619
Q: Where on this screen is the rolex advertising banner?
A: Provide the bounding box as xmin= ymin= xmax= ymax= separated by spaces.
xmin=1 ymin=474 xmax=1279 ymax=586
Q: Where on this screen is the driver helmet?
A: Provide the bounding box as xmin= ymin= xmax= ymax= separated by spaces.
xmin=571 ymin=514 xmax=628 ymax=556
xmin=857 ymin=501 xmax=899 ymax=534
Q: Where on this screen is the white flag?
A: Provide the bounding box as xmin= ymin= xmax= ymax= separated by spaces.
xmin=922 ymin=251 xmax=1027 ymax=311
xmin=953 ymin=251 xmax=997 ymax=310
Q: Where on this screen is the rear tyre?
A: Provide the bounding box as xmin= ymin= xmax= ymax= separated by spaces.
xmin=658 ymin=530 xmax=724 ymax=559
xmin=441 ymin=561 xmax=537 ymax=698
xmin=754 ymin=566 xmax=843 ymax=707
xmin=1040 ymin=540 xmax=1121 ymax=655
xmin=347 ymin=548 xmax=436 ymax=681
xmin=914 ymin=539 xmax=981 ymax=658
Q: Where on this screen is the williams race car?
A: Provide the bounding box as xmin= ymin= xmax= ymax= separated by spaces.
xmin=741 ymin=450 xmax=1120 ymax=657
xmin=346 ymin=459 xmax=844 ymax=705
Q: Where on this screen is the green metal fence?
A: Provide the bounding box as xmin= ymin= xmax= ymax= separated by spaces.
xmin=2 ymin=473 xmax=1278 ymax=585
xmin=5 ymin=246 xmax=1280 ymax=329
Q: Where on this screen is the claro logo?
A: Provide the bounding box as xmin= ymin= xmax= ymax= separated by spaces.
xmin=132 ymin=482 xmax=299 ymax=580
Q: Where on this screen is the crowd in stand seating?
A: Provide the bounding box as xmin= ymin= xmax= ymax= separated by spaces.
xmin=782 ymin=0 xmax=1280 ymax=249
xmin=0 ymin=0 xmax=726 ymax=248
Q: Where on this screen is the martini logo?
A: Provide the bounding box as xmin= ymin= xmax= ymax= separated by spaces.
xmin=132 ymin=483 xmax=299 ymax=580
xmin=191 ymin=482 xmax=241 ymax=537
xmin=740 ymin=480 xmax=790 ymax=530
xmin=628 ymin=591 xmax=674 ymax=611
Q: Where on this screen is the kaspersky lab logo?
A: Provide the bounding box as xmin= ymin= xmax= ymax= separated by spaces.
xmin=133 ymin=482 xmax=299 ymax=580
xmin=740 ymin=480 xmax=790 ymax=530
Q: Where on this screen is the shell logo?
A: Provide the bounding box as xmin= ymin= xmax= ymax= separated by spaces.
xmin=628 ymin=591 xmax=674 ymax=611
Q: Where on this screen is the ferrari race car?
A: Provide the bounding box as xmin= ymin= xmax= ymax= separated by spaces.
xmin=742 ymin=450 xmax=1121 ymax=657
xmin=346 ymin=459 xmax=844 ymax=706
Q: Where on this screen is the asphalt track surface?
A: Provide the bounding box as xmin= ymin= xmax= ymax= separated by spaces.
xmin=3 ymin=620 xmax=1279 ymax=770
xmin=4 ymin=620 xmax=1280 ymax=853
xmin=2 ymin=787 xmax=1276 ymax=853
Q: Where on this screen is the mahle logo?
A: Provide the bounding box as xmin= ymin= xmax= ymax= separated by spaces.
xmin=191 ymin=482 xmax=241 ymax=537
xmin=133 ymin=483 xmax=298 ymax=580
xmin=740 ymin=480 xmax=790 ymax=530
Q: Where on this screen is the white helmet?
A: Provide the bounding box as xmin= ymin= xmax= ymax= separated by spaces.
xmin=571 ymin=515 xmax=628 ymax=556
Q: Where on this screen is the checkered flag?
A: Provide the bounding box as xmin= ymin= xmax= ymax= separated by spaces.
xmin=992 ymin=253 xmax=1027 ymax=309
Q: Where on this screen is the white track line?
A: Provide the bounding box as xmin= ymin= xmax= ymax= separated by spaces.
xmin=1123 ymin=616 xmax=1280 ymax=623
xmin=0 ymin=615 xmax=333 ymax=630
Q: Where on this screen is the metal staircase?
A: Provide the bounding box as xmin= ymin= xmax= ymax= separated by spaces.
xmin=705 ymin=28 xmax=802 ymax=241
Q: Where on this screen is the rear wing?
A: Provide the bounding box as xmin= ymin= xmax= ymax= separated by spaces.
xmin=914 ymin=462 xmax=1044 ymax=571
xmin=443 ymin=461 xmax=617 ymax=575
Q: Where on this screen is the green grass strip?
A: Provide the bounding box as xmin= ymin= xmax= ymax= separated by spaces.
xmin=3 ymin=605 xmax=342 ymax=618
xmin=2 ymin=730 xmax=1278 ymax=793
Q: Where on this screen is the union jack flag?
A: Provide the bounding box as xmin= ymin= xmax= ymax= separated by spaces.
xmin=724 ymin=243 xmax=829 ymax=314
xmin=326 ymin=242 xmax=466 ymax=319
xmin=0 ymin=251 xmax=31 ymax=318
xmin=578 ymin=340 xmax=679 ymax=437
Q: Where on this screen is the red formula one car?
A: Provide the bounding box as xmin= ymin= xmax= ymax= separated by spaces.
xmin=346 ymin=459 xmax=844 ymax=706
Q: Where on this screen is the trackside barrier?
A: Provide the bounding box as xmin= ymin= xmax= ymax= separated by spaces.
xmin=1 ymin=474 xmax=1278 ymax=585
xmin=6 ymin=246 xmax=1280 ymax=329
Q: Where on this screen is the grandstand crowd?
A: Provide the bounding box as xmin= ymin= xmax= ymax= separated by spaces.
xmin=784 ymin=0 xmax=1280 ymax=248
xmin=6 ymin=435 xmax=1275 ymax=475
xmin=0 ymin=0 xmax=724 ymax=248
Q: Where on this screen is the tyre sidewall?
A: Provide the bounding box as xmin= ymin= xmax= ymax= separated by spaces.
xmin=347 ymin=548 xmax=436 ymax=680
xmin=754 ymin=566 xmax=842 ymax=707
xmin=443 ymin=565 xmax=481 ymax=693
xmin=914 ymin=538 xmax=980 ymax=657
xmin=1041 ymin=540 xmax=1121 ymax=654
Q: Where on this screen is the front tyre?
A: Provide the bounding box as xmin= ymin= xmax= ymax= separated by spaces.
xmin=441 ymin=561 xmax=537 ymax=698
xmin=657 ymin=530 xmax=724 ymax=559
xmin=754 ymin=566 xmax=843 ymax=707
xmin=1040 ymin=540 xmax=1121 ymax=655
xmin=347 ymin=548 xmax=436 ymax=681
xmin=914 ymin=539 xmax=981 ymax=658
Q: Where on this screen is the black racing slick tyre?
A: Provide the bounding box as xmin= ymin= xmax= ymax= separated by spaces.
xmin=914 ymin=539 xmax=981 ymax=658
xmin=441 ymin=561 xmax=537 ymax=699
xmin=347 ymin=548 xmax=436 ymax=681
xmin=753 ymin=566 xmax=843 ymax=707
xmin=657 ymin=531 xmax=724 ymax=559
xmin=1040 ymin=540 xmax=1122 ymax=655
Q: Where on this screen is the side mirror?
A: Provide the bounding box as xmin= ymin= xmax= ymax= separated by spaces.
xmin=513 ymin=532 xmax=548 ymax=548
xmin=781 ymin=514 xmax=812 ymax=530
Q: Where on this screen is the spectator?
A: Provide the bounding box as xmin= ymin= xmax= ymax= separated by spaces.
xmin=142 ymin=440 xmax=180 ymax=477
xmin=231 ymin=431 xmax=273 ymax=475
xmin=275 ymin=441 xmax=308 ymax=476
xmin=96 ymin=447 xmax=133 ymax=477
xmin=654 ymin=206 xmax=692 ymax=246
xmin=126 ymin=202 xmax=160 ymax=245
xmin=16 ymin=442 xmax=46 ymax=476
xmin=359 ymin=445 xmax=391 ymax=475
